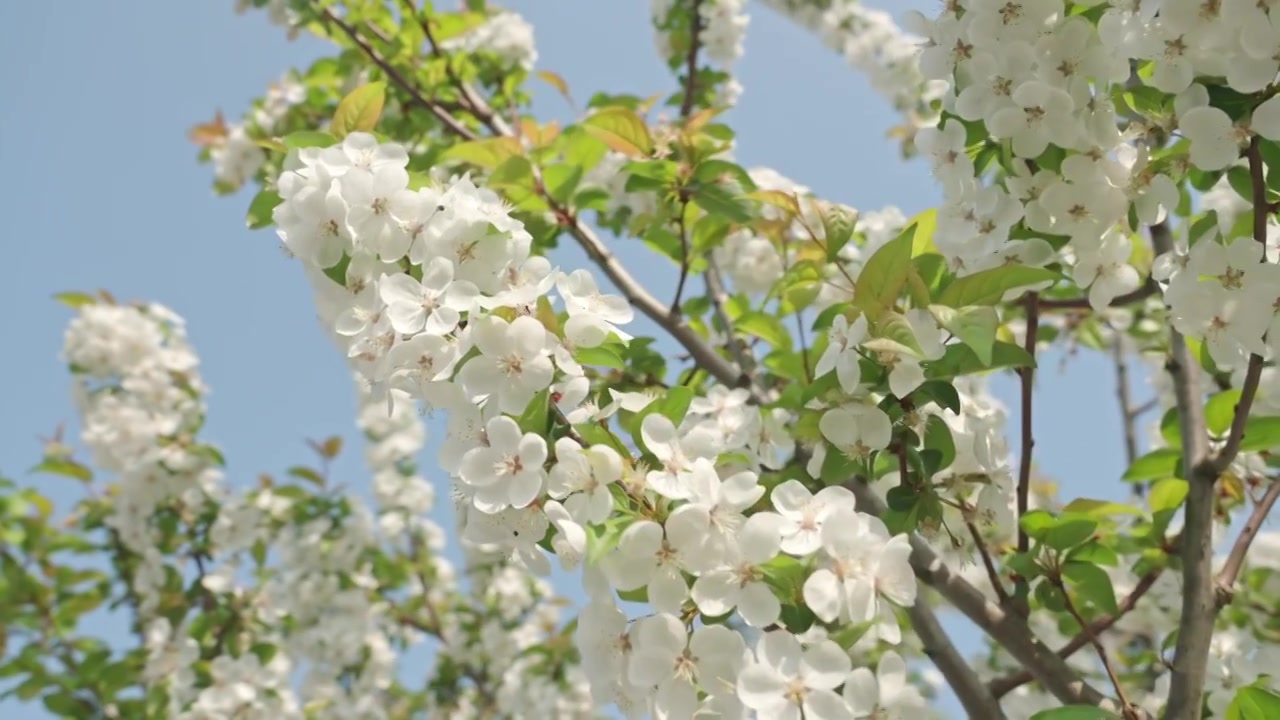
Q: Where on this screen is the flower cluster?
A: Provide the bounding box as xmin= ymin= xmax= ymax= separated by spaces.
xmin=259 ymin=129 xmax=932 ymax=717
xmin=652 ymin=0 xmax=749 ymax=107
xmin=199 ymin=71 xmax=305 ymax=191
xmin=441 ymin=11 xmax=538 ymax=72
xmin=60 ymin=298 xmax=592 ymax=718
xmin=761 ymin=0 xmax=944 ymax=150
xmin=63 ymin=301 xmax=219 ymax=614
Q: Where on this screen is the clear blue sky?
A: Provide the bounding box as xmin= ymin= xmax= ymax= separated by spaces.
xmin=0 ymin=1 xmax=1143 ymax=717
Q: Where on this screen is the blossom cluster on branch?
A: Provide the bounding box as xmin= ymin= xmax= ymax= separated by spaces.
xmin=14 ymin=0 xmax=1280 ymax=719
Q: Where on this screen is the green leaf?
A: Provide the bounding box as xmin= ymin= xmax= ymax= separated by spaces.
xmin=820 ymin=446 xmax=864 ymax=487
xmin=442 ymin=137 xmax=524 ymax=169
xmin=907 ymin=208 xmax=939 ymax=255
xmin=1020 ymin=510 xmax=1055 ymax=541
xmin=1206 ymin=389 xmax=1243 ymax=436
xmin=924 ymin=415 xmax=956 ymax=472
xmin=855 ymin=237 xmax=911 ymax=318
xmin=1227 ymin=165 xmax=1254 ymax=202
xmin=587 ymin=516 xmax=629 ymax=564
xmin=930 ymin=305 xmax=997 ymax=365
xmin=1239 ymin=416 xmax=1280 ymax=452
xmin=692 ymin=185 xmax=753 ymax=222
xmin=43 ymin=693 xmax=85 ymax=715
xmin=1063 ymin=561 xmax=1119 ymax=614
xmin=925 ymin=340 xmax=1035 ymax=378
xmin=912 ymin=380 xmax=961 ymax=414
xmin=283 ymin=131 xmax=337 ymax=149
xmin=581 ymin=107 xmax=653 ymax=158
xmin=542 ymin=163 xmax=584 ymax=205
xmin=286 ymin=466 xmax=325 ymax=488
xmin=246 ymin=189 xmax=281 ymax=230
xmin=655 ymin=386 xmax=694 ymax=426
xmin=31 ymin=459 xmax=92 ymax=483
xmin=53 ymin=292 xmax=97 ymax=308
xmin=517 ymin=388 xmax=552 ymax=437
xmin=737 ymin=311 xmax=793 ymax=351
xmin=430 ymin=11 xmax=490 ymax=41
xmin=1189 ymin=210 xmax=1220 ymax=245
xmin=330 ymin=82 xmax=386 ymax=137
xmin=1046 ymin=515 xmax=1098 ymax=551
xmin=536 ymin=69 xmax=573 ymax=104
xmin=1226 ymin=686 xmax=1280 ymax=720
xmin=1150 ymin=478 xmax=1190 ymax=513
xmin=936 ymin=265 xmax=1058 ymax=307
xmin=759 ymin=554 xmax=808 ymax=597
xmin=1060 ymin=498 xmax=1143 ymax=518
xmin=1122 ymin=448 xmax=1180 ymax=482
xmin=822 ymin=206 xmax=856 ymax=261
xmin=573 ymin=345 xmax=625 ymax=369
xmin=855 ymin=219 xmax=927 ymax=318
xmin=1029 ymin=705 xmax=1117 ymax=719
xmin=1068 ymin=541 xmax=1119 ymax=566
xmin=629 ymin=387 xmax=695 ymax=453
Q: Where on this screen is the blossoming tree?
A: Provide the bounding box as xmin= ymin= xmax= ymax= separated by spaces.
xmin=9 ymin=0 xmax=1280 ymax=718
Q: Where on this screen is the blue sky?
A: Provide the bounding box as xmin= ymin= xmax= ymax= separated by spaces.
xmin=0 ymin=1 xmax=1148 ymax=716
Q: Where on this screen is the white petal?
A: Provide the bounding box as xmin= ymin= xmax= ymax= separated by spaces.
xmin=803 ymin=570 xmax=842 ymax=623
xmin=802 ymin=640 xmax=852 ymax=690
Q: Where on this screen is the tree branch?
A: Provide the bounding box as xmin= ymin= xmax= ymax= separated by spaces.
xmin=318 ymin=7 xmax=478 ymax=141
xmin=1052 ymin=574 xmax=1139 ymax=719
xmin=906 ymin=596 xmax=1008 ymax=719
xmin=968 ymin=520 xmax=1012 ymax=606
xmin=680 ymin=0 xmax=705 ymax=119
xmin=1014 ymin=292 xmax=1039 ymax=613
xmin=1162 ymin=275 xmax=1215 ymax=720
xmin=844 ymin=480 xmax=1132 ymax=714
xmin=1215 ymin=479 xmax=1280 ymax=608
xmin=1037 ymin=279 xmax=1159 ymax=310
xmin=1165 ymin=138 xmax=1270 ymax=719
xmin=672 ymin=197 xmax=693 ymax=314
xmin=990 ymin=567 xmax=1164 ymax=698
xmin=1113 ymin=332 xmax=1140 ymax=470
xmin=403 ymin=0 xmax=512 ymax=136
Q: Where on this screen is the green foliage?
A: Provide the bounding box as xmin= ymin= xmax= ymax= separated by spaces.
xmin=1226 ymin=685 xmax=1280 ymax=720
xmin=935 ymin=266 xmax=1058 ymax=308
xmin=330 ymin=82 xmax=387 ymax=136
xmin=581 ymin=107 xmax=653 ymax=158
xmin=930 ymin=305 xmax=997 ymax=365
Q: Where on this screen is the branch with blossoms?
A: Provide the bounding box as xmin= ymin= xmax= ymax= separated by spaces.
xmin=2 ymin=296 xmax=590 ymax=718
xmin=95 ymin=1 xmax=1280 ymax=719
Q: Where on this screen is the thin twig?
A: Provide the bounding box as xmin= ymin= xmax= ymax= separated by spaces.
xmin=672 ymin=198 xmax=692 ymax=314
xmin=1130 ymin=397 xmax=1159 ymax=419
xmin=1217 ymin=353 xmax=1264 ymax=464
xmin=842 ymin=478 xmax=1132 ymax=714
xmin=1053 ymin=574 xmax=1138 ymax=719
xmin=1215 ymin=480 xmax=1280 ymax=608
xmin=704 ymin=258 xmax=757 ymax=382
xmin=990 ymin=567 xmax=1165 ymax=698
xmin=1014 ymin=292 xmax=1039 ymax=614
xmin=404 ymin=0 xmax=508 ymax=134
xmin=680 ymin=0 xmax=705 ymax=119
xmin=795 ymin=309 xmax=813 ymax=383
xmin=318 ymin=7 xmax=479 ymax=141
xmin=1038 ymin=279 xmax=1159 ymax=310
xmin=1113 ymin=333 xmax=1139 ymax=469
xmin=967 ymin=520 xmax=1012 ymax=606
